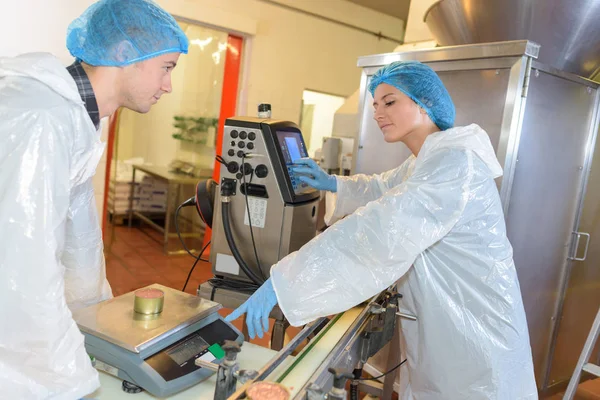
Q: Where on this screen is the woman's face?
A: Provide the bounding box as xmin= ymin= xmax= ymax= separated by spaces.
xmin=372 ymin=83 xmax=425 ymax=143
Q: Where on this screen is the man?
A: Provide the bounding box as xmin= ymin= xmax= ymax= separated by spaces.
xmin=0 ymin=0 xmax=188 ymax=398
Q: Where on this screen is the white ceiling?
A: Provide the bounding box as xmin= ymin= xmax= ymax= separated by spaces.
xmin=345 ymin=0 xmax=411 ymax=22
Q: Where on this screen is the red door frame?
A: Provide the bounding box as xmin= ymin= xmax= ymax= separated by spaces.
xmin=202 ymin=34 xmax=245 ymax=254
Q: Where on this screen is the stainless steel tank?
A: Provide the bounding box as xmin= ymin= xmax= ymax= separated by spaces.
xmin=424 ymin=0 xmax=600 ymax=80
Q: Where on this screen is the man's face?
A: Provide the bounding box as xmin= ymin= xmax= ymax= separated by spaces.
xmin=121 ymin=52 xmax=181 ymax=113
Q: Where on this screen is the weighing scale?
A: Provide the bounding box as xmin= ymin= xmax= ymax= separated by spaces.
xmin=72 ymin=284 xmax=243 ymax=397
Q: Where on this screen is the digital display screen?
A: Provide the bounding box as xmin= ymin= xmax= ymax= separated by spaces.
xmin=284 ymin=137 xmax=303 ymax=163
xmin=166 ymin=334 xmax=209 ymax=366
xmin=276 ymin=130 xmax=313 ymax=195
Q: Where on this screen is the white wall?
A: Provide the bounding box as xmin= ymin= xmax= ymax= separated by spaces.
xmin=332 ymin=89 xmax=361 ymax=139
xmin=403 ymin=0 xmax=437 ymax=43
xmin=302 ymin=91 xmax=346 ymax=157
xmin=0 ymin=0 xmax=405 ymax=219
xmin=158 ymin=0 xmax=402 ymax=122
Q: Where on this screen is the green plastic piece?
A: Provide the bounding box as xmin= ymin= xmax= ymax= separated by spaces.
xmin=209 ymin=343 xmax=225 ymax=359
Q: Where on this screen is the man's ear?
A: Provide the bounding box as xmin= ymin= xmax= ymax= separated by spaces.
xmin=113 ymin=40 xmax=136 ymax=64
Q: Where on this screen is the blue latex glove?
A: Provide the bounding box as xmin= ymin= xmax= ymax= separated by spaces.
xmin=290 ymin=158 xmax=337 ymax=192
xmin=225 ymin=278 xmax=278 ymax=339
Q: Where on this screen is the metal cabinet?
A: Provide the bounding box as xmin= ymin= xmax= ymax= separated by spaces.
xmin=354 ymin=40 xmax=600 ymax=393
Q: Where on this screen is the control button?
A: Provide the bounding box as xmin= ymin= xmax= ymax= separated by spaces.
xmin=238 ymin=142 xmax=246 ymax=149
xmin=230 ymin=130 xmax=239 ymax=139
xmin=247 ymin=142 xmax=255 ymax=150
xmin=239 ymin=131 xmax=248 ymax=140
xmin=228 ymin=149 xmax=235 ymax=157
xmin=230 ymin=140 xmax=236 ymax=146
xmin=227 ymin=161 xmax=239 ymax=174
xmin=236 ymin=173 xmax=243 ymax=180
xmin=237 ymin=150 xmax=245 ymax=158
xmin=255 ymin=164 xmax=268 ymax=178
xmin=248 ymin=132 xmax=256 ymax=141
xmin=242 ymin=163 xmax=253 ymax=175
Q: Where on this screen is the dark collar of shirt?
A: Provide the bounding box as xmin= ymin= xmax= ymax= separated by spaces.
xmin=66 ymin=61 xmax=101 ymax=130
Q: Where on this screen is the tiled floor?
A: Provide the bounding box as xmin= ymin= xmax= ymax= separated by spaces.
xmin=103 ymin=222 xmax=599 ymax=399
xmin=104 ymin=224 xmax=210 ymax=297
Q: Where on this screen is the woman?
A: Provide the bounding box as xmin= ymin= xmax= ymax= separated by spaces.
xmin=226 ymin=61 xmax=537 ymax=399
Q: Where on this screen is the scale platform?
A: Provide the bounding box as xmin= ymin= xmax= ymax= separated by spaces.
xmin=73 ymin=284 xmax=243 ymax=397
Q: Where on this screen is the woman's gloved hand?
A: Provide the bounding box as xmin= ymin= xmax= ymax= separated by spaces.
xmin=291 ymin=158 xmax=337 ymax=192
xmin=225 ymin=278 xmax=278 ymax=339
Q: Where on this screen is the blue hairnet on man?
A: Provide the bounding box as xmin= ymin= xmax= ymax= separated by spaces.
xmin=0 ymin=0 xmax=188 ymax=397
xmin=226 ymin=60 xmax=538 ymax=399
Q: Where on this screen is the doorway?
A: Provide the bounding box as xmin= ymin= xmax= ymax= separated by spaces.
xmin=299 ymin=90 xmax=346 ymax=158
xmin=102 ymin=20 xmax=243 ymax=297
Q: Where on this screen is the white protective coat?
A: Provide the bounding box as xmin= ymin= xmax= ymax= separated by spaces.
xmin=270 ymin=124 xmax=538 ymax=399
xmin=0 ymin=53 xmax=112 ymax=399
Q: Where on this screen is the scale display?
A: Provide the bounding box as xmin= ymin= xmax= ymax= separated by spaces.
xmin=166 ymin=334 xmax=209 ymax=366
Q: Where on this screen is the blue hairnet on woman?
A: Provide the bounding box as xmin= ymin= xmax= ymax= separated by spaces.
xmin=227 ymin=61 xmax=538 ymax=399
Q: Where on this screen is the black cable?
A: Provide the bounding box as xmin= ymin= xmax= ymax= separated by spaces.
xmin=355 ymin=359 xmax=407 ymax=381
xmin=175 ymin=203 xmax=208 ymax=261
xmin=221 ymin=201 xmax=265 ymax=285
xmin=215 ymin=155 xmax=229 ymax=167
xmin=182 ymin=240 xmax=211 ymax=292
xmin=241 ymin=154 xmax=265 ymax=280
xmin=207 ymin=276 xmax=259 ymax=295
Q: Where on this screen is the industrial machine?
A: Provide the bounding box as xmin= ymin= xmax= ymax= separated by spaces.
xmin=196 ymin=117 xmax=321 ymax=349
xmin=223 ymin=290 xmax=411 ymax=400
xmin=72 ymin=284 xmax=243 ymax=397
xmin=208 ymin=117 xmax=319 ymax=283
xmin=319 ymin=136 xmax=354 ymax=176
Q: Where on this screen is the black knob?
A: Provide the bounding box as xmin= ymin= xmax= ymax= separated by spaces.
xmin=238 ymin=142 xmax=246 ymax=149
xmin=230 ymin=130 xmax=239 ymax=139
xmin=328 ymin=368 xmax=354 ymax=390
xmin=255 ymin=164 xmax=268 ymax=178
xmin=230 ymin=140 xmax=236 ymax=146
xmin=258 ymin=103 xmax=271 ymax=113
xmin=247 ymin=143 xmax=255 ymax=150
xmin=237 ymin=150 xmax=245 ymax=158
xmin=239 ymin=131 xmax=248 ymax=140
xmin=222 ymin=340 xmax=242 ymax=361
xmin=241 ymin=163 xmax=253 ymax=175
xmin=236 ymin=173 xmax=243 ymax=180
xmin=227 ymin=161 xmax=239 ymax=174
xmin=248 ymin=132 xmax=256 ymax=141
xmin=122 ymin=380 xmax=143 ymax=393
xmin=228 ymin=149 xmax=235 ymax=157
